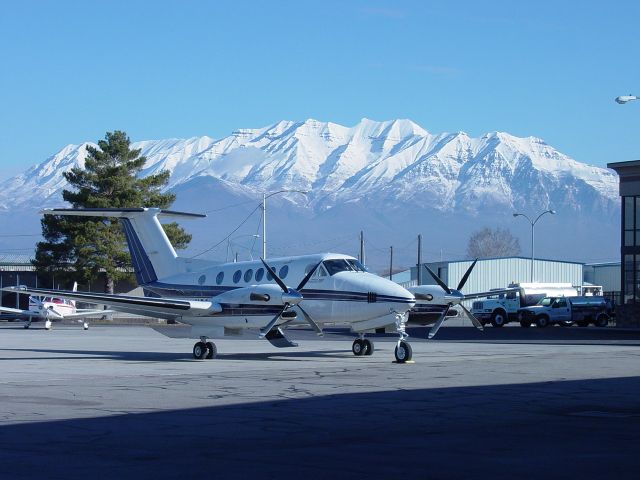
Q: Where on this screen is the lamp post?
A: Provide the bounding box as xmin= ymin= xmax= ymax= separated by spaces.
xmin=615 ymin=95 xmax=640 ymax=104
xmin=227 ymin=234 xmax=260 ymax=262
xmin=261 ymin=190 xmax=308 ymax=259
xmin=513 ymin=209 xmax=556 ymax=282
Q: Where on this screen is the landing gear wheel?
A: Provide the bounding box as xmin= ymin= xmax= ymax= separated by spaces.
xmin=193 ymin=341 xmax=207 ymax=359
xmin=23 ymin=323 xmax=30 ymax=329
xmin=205 ymin=341 xmax=217 ymax=359
xmin=394 ymin=341 xmax=413 ymax=363
xmin=44 ymin=320 xmax=52 ymax=330
xmin=363 ymin=339 xmax=374 ymax=356
xmin=83 ymin=322 xmax=89 ymax=330
xmin=352 ymin=339 xmax=366 ymax=356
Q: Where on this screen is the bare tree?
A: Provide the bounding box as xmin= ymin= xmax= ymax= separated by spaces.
xmin=467 ymin=227 xmax=521 ymax=259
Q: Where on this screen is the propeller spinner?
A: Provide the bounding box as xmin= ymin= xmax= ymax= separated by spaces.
xmin=424 ymin=259 xmax=483 ymax=339
xmin=257 ymin=258 xmax=324 ymax=338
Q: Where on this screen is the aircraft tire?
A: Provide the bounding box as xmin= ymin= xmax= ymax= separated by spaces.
xmin=394 ymin=341 xmax=412 ymax=363
xmin=205 ymin=341 xmax=217 ymax=359
xmin=193 ymin=342 xmax=207 ymax=360
xmin=363 ymin=339 xmax=374 ymax=356
xmin=352 ymin=339 xmax=366 ymax=356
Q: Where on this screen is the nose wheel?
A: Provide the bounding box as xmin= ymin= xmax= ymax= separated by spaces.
xmin=394 ymin=340 xmax=413 ymax=363
xmin=193 ymin=337 xmax=217 ymax=360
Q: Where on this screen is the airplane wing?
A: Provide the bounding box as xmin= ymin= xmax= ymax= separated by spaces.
xmin=55 ymin=309 xmax=114 ymax=320
xmin=2 ymin=287 xmax=221 ymax=321
xmin=0 ymin=306 xmax=38 ymax=317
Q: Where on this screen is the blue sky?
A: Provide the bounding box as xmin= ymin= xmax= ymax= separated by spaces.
xmin=1 ymin=0 xmax=639 ymax=179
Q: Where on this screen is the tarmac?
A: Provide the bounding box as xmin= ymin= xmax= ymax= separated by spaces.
xmin=0 ymin=322 xmax=639 ymax=479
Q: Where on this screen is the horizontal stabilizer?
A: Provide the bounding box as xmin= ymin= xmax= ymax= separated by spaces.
xmin=42 ymin=208 xmax=206 ymax=219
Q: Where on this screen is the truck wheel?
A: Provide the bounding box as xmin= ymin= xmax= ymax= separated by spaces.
xmin=519 ymin=320 xmax=531 ymax=328
xmin=535 ymin=315 xmax=550 ymax=328
xmin=595 ymin=314 xmax=609 ymax=328
xmin=559 ymin=320 xmax=573 ymax=327
xmin=491 ymin=311 xmax=506 ymax=328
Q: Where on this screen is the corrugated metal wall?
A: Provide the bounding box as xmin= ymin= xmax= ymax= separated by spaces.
xmin=584 ymin=263 xmax=621 ymax=291
xmin=441 ymin=258 xmax=583 ymax=294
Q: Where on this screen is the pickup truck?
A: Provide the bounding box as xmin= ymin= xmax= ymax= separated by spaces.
xmin=517 ymin=296 xmax=611 ymax=328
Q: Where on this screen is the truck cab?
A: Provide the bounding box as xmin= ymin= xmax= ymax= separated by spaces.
xmin=517 ymin=296 xmax=610 ymax=328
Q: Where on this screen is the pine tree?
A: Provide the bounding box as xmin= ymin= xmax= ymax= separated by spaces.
xmin=33 ymin=131 xmax=191 ymax=293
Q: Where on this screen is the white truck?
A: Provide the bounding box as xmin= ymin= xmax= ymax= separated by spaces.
xmin=516 ymin=296 xmax=611 ymax=328
xmin=470 ymin=282 xmax=579 ymax=327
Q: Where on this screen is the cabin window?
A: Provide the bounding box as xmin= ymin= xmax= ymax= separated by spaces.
xmin=198 ymin=275 xmax=206 ymax=285
xmin=266 ymin=266 xmax=276 ymax=281
xmin=244 ymin=269 xmax=253 ymax=283
xmin=216 ymin=272 xmax=224 ymax=285
xmin=279 ymin=265 xmax=289 ymax=279
xmin=233 ymin=270 xmax=242 ymax=283
xmin=255 ymin=268 xmax=264 ymax=282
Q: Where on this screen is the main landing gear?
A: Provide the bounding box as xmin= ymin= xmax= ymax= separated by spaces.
xmin=352 ymin=336 xmax=375 ymax=356
xmin=193 ymin=336 xmax=217 ymax=360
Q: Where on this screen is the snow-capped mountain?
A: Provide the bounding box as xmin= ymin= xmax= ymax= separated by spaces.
xmin=0 ymin=119 xmax=620 ymax=269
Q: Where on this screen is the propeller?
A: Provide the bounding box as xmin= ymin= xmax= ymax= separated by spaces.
xmin=424 ymin=259 xmax=483 ymax=339
xmin=258 ymin=258 xmax=323 ymax=337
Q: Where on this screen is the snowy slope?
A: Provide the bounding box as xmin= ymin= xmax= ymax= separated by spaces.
xmin=0 ymin=119 xmax=620 ymax=267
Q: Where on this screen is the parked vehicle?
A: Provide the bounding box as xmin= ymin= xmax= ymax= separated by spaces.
xmin=517 ymin=296 xmax=611 ymax=328
xmin=471 ymin=283 xmax=579 ymax=327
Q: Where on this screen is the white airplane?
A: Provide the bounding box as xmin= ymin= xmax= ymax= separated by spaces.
xmin=5 ymin=208 xmax=417 ymax=362
xmin=408 ymin=260 xmax=515 ymax=338
xmin=0 ymin=282 xmax=109 ymax=330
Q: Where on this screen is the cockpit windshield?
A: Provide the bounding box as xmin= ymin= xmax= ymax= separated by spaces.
xmin=323 ymin=259 xmax=367 ymax=275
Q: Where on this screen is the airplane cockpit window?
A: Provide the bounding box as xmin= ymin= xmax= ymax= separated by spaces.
xmin=323 ymin=259 xmax=354 ymax=276
xmin=244 ymin=269 xmax=253 ymax=283
xmin=279 ymin=265 xmax=289 ymax=279
xmin=233 ymin=270 xmax=242 ymax=283
xmin=305 ymin=263 xmax=328 ymax=278
xmin=216 ymin=272 xmax=224 ymax=285
xmin=255 ymin=268 xmax=264 ymax=282
xmin=346 ymin=259 xmax=368 ymax=272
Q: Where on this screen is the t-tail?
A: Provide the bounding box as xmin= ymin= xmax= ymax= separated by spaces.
xmin=42 ymin=208 xmax=207 ymax=285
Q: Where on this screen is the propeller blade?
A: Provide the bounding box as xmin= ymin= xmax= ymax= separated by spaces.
xmin=296 ymin=261 xmax=322 ymax=291
xmin=45 ymin=307 xmax=64 ymax=320
xmin=456 ymin=258 xmax=478 ymax=291
xmin=424 ymin=265 xmax=451 ymax=295
xmin=259 ymin=305 xmax=288 ymax=338
xmin=460 ymin=303 xmax=484 ymax=331
xmin=260 ymin=257 xmax=288 ymax=293
xmin=428 ymin=304 xmax=450 ymax=339
xmin=298 ymin=304 xmax=323 ymax=336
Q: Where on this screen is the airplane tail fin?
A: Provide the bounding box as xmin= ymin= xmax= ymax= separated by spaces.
xmin=43 ymin=208 xmax=206 ymax=285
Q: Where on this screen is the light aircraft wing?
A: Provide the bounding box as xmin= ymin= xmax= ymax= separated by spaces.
xmin=56 ymin=309 xmax=114 ymax=320
xmin=0 ymin=306 xmax=38 ymax=317
xmin=2 ymin=287 xmax=221 ymax=321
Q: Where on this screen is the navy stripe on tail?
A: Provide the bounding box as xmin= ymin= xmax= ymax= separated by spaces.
xmin=121 ymin=218 xmax=158 ymax=285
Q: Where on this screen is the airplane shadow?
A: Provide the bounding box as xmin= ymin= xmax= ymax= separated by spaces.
xmin=1 ymin=376 xmax=639 ymax=479
xmin=0 ymin=347 xmax=351 ymax=362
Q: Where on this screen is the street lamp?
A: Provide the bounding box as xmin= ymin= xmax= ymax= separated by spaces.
xmin=615 ymin=95 xmax=640 ymax=104
xmin=227 ymin=234 xmax=260 ymax=262
xmin=261 ymin=190 xmax=308 ymax=259
xmin=513 ymin=209 xmax=556 ymax=282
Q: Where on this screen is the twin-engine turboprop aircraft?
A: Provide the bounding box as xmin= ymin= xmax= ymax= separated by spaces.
xmin=5 ymin=208 xmax=417 ymax=362
xmin=0 ymin=282 xmax=109 ymax=330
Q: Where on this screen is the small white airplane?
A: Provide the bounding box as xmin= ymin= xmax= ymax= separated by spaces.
xmin=0 ymin=282 xmax=109 ymax=330
xmin=5 ymin=208 xmax=417 ymax=362
xmin=408 ymin=260 xmax=514 ymax=338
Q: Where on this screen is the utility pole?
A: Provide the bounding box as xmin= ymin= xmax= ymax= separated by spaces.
xmin=417 ymin=234 xmax=422 ymax=285
xmin=389 ymin=246 xmax=393 ymax=280
xmin=359 ymin=230 xmax=366 ymax=266
xmin=262 ymin=192 xmax=266 ymax=259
